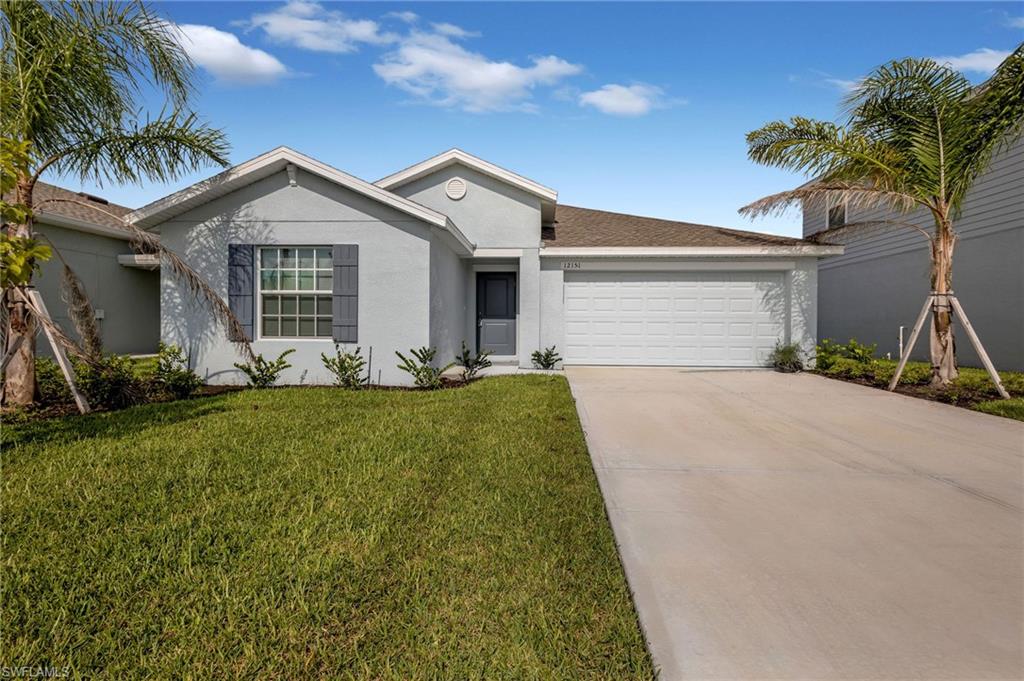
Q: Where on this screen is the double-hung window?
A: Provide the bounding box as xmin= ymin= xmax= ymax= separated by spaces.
xmin=258 ymin=247 xmax=333 ymax=338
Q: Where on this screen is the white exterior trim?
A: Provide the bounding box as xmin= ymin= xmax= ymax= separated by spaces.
xmin=470 ymin=248 xmax=525 ymax=258
xmin=540 ymin=245 xmax=844 ymax=257
xmin=375 ymin=148 xmax=558 ymax=203
xmin=117 ymin=254 xmax=160 ymax=270
xmin=126 ymin=147 xmax=464 ymax=238
xmin=36 ymin=212 xmax=132 ymax=241
xmin=550 ymin=259 xmax=798 ymax=272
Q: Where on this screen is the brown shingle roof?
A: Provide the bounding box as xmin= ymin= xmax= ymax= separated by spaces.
xmin=544 ymin=204 xmax=811 ymax=248
xmin=6 ymin=182 xmax=133 ymax=230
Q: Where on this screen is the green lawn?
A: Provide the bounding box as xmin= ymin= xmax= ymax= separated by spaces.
xmin=972 ymin=397 xmax=1024 ymax=421
xmin=2 ymin=376 xmax=654 ymax=679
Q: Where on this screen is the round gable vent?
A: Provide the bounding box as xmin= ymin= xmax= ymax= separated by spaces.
xmin=445 ymin=177 xmax=467 ymax=200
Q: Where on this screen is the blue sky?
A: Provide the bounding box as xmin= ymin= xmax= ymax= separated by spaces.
xmin=58 ymin=1 xmax=1023 ymax=237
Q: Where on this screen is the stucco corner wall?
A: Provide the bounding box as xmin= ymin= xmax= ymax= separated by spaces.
xmin=538 ymin=259 xmax=566 ymax=366
xmin=159 ymin=167 xmax=433 ymax=386
xmin=788 ymin=257 xmax=819 ymax=363
xmin=428 ymin=231 xmax=468 ymax=365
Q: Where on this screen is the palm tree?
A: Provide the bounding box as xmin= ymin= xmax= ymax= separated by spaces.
xmin=1 ymin=0 xmax=249 ymax=406
xmin=740 ymin=45 xmax=1023 ymax=388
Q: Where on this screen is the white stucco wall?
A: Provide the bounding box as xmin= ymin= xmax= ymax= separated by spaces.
xmin=390 ymin=164 xmax=542 ymax=248
xmin=159 ymin=168 xmax=434 ymax=386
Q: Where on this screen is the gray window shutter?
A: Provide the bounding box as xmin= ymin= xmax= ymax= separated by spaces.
xmin=332 ymin=244 xmax=358 ymax=343
xmin=228 ymin=244 xmax=254 ymax=341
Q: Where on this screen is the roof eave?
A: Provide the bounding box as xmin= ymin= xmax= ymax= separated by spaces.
xmin=126 ymin=147 xmax=452 ymax=231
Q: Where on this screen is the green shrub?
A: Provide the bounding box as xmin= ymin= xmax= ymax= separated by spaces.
xmin=76 ymin=354 xmax=146 ymax=410
xmin=234 ymin=349 xmax=295 ymax=389
xmin=35 ymin=357 xmax=71 ymax=405
xmin=815 ymin=338 xmax=876 ymax=370
xmin=396 ymin=347 xmax=454 ymax=390
xmin=454 ymin=341 xmax=492 ymax=383
xmin=768 ymin=342 xmax=804 ymax=373
xmin=154 ymin=343 xmax=202 ymax=399
xmin=321 ymin=344 xmax=367 ymax=389
xmin=531 ymin=346 xmax=561 ymax=370
xmin=823 ymin=357 xmax=872 ymax=380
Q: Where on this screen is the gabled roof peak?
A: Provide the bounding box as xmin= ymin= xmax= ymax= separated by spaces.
xmin=375 ymin=148 xmax=558 ymax=204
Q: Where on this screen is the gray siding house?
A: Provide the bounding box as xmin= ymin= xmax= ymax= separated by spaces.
xmin=803 ymin=136 xmax=1023 ymax=371
xmin=131 ymin=147 xmax=842 ymax=386
xmin=28 ymin=183 xmax=160 ymax=356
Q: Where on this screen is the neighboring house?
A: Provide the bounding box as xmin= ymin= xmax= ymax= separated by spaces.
xmin=803 ymin=136 xmax=1023 ymax=371
xmin=21 ymin=182 xmax=160 ymax=356
xmin=129 ymin=147 xmax=841 ymax=386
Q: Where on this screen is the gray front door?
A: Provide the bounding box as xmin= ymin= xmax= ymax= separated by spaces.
xmin=477 ymin=272 xmax=516 ymax=355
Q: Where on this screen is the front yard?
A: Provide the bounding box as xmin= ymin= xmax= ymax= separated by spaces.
xmin=1 ymin=376 xmax=654 ymax=679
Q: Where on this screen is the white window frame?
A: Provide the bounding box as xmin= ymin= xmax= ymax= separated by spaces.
xmin=256 ymin=246 xmax=334 ymax=341
xmin=826 ymin=200 xmax=848 ymax=230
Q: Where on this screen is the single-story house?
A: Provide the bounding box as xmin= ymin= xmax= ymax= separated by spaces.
xmin=128 ymin=147 xmax=842 ymax=386
xmin=23 ymin=182 xmax=160 ymax=356
xmin=803 ymin=135 xmax=1022 ymax=370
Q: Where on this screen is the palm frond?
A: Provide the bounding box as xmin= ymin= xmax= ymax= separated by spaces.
xmin=746 ymin=117 xmax=905 ymax=181
xmin=948 ymin=43 xmax=1024 ymax=208
xmin=60 ymin=264 xmax=104 ymax=361
xmin=41 ymin=111 xmax=229 ymax=186
xmin=738 ymin=181 xmax=920 ymax=220
xmin=1 ymin=0 xmax=197 ymax=154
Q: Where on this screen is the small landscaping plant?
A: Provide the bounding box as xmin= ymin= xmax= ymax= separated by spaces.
xmin=396 ymin=346 xmax=454 ymax=389
xmin=814 ymin=338 xmax=877 ymax=370
xmin=454 ymin=341 xmax=492 ymax=383
xmin=76 ymin=354 xmax=146 ymax=410
xmin=531 ymin=346 xmax=561 ymax=370
xmin=321 ymin=344 xmax=367 ymax=389
xmin=154 ymin=342 xmax=202 ymax=399
xmin=234 ymin=349 xmax=295 ymax=389
xmin=768 ymin=342 xmax=804 ymax=373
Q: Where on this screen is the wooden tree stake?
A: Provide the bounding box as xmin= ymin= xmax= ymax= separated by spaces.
xmin=948 ymin=295 xmax=1010 ymax=399
xmin=24 ymin=289 xmax=91 ymax=414
xmin=888 ymin=291 xmax=1010 ymax=399
xmin=888 ymin=294 xmax=934 ymax=391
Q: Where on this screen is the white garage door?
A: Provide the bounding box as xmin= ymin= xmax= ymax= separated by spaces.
xmin=564 ymin=271 xmax=787 ymax=366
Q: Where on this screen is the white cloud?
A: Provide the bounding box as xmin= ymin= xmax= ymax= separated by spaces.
xmin=823 ymin=77 xmax=861 ymax=93
xmin=245 ymin=0 xmax=396 ymax=53
xmin=373 ymin=27 xmax=582 ymax=112
xmin=385 ymin=11 xmax=419 ymax=24
xmin=430 ymin=22 xmax=480 ymax=39
xmin=1006 ymin=16 xmax=1024 ymax=28
xmin=578 ymin=83 xmax=666 ymax=116
xmin=931 ymin=47 xmax=1012 ymax=74
xmin=174 ymin=24 xmax=288 ymax=84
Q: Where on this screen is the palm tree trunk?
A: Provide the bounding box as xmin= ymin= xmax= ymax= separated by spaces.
xmin=929 ymin=217 xmax=958 ymax=388
xmin=2 ymin=177 xmax=38 ymax=407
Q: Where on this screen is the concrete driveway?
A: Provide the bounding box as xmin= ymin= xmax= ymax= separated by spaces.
xmin=567 ymin=368 xmax=1024 ymax=680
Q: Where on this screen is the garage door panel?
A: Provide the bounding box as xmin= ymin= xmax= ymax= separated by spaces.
xmin=564 ymin=271 xmax=787 ymax=367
